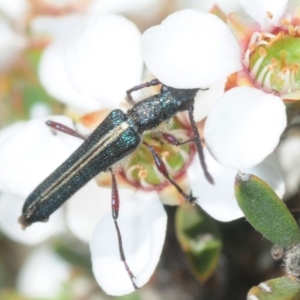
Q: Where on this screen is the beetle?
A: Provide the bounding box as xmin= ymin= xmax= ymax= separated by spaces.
xmin=19 ymin=79 xmax=213 ymax=288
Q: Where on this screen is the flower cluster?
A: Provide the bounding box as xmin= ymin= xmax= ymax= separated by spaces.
xmin=0 ymin=0 xmax=299 ymax=297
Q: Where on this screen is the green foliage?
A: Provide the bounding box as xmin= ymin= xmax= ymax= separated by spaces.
xmin=235 ymin=172 xmax=300 ymax=247
xmin=175 ymin=202 xmax=222 ymax=282
xmin=247 ymin=276 xmax=300 ymax=300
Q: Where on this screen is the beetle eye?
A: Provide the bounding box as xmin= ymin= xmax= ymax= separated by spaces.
xmin=161 ymin=85 xmax=169 ymax=92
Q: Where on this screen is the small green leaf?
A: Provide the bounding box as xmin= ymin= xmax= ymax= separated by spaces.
xmin=53 ymin=241 xmax=91 ymax=273
xmin=235 ymin=172 xmax=300 ymax=247
xmin=247 ymin=276 xmax=300 ymax=300
xmin=175 ymin=202 xmax=222 ymax=282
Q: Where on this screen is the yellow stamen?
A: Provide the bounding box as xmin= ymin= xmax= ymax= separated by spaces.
xmin=280 ymin=50 xmax=287 ymax=69
xmin=271 ymin=57 xmax=278 ymax=68
xmin=259 ymin=47 xmax=267 ymax=57
xmin=288 ymin=25 xmax=296 ymax=36
xmin=249 ymin=44 xmax=256 ymax=52
xmin=138 ymin=169 xmax=148 ymax=179
xmin=161 ymin=151 xmax=170 ymax=159
xmin=266 ymin=11 xmax=273 ymax=19
xmin=281 ymin=19 xmax=290 ymax=26
xmin=292 ymin=64 xmax=299 ymax=73
xmin=259 ymin=33 xmax=265 ymax=40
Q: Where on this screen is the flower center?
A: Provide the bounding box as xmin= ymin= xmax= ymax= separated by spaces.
xmin=244 ymin=23 xmax=300 ymax=98
xmin=120 ymin=116 xmax=196 ymax=191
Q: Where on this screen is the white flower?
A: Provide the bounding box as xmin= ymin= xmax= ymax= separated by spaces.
xmin=65 ymin=13 xmax=143 ymax=107
xmin=0 ymin=116 xmax=80 ymax=244
xmin=61 ymin=14 xmax=171 ymax=295
xmin=140 ymin=3 xmax=291 ymax=216
xmin=204 ymin=86 xmax=286 ymax=169
xmin=17 ymin=246 xmax=71 ymax=298
xmin=0 ymin=0 xmax=28 ymax=22
xmin=0 ymin=17 xmax=26 ymax=70
xmin=0 ymin=1 xmax=292 ymax=296
xmin=141 ymin=9 xmax=242 ymax=88
xmin=0 ymin=12 xmax=168 ymax=296
xmin=91 ymin=190 xmax=167 ymax=295
xmin=188 ymin=149 xmax=284 ymax=221
xmin=141 ymin=7 xmax=288 ymax=166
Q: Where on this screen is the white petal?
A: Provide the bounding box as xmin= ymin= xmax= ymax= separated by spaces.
xmin=0 ymin=116 xmax=83 ymax=197
xmin=141 ymin=9 xmax=242 ymax=88
xmin=0 ymin=18 xmax=25 ymax=70
xmin=176 ymin=0 xmax=242 ymax=15
xmin=277 ymin=134 xmax=300 ymax=198
xmin=188 ymin=149 xmax=284 ymax=222
xmin=193 ymin=78 xmax=226 ymax=121
xmin=39 ymin=40 xmax=102 ymax=113
xmin=188 ymin=149 xmax=242 ymax=221
xmin=0 ymin=193 xmax=64 ymax=245
xmin=204 ymin=87 xmax=286 ymax=169
xmin=29 ymin=103 xmax=51 ymax=119
xmin=66 ymin=14 xmax=143 ymax=107
xmin=66 ymin=181 xmax=134 ymax=243
xmin=88 ymin=0 xmax=159 ymax=14
xmin=90 ymin=191 xmax=166 ymax=295
xmin=30 ymin=14 xmax=84 ymax=41
xmin=0 ymin=121 xmax=24 ymax=146
xmin=240 ymin=0 xmax=288 ymax=29
xmin=17 ymin=246 xmax=71 ymax=298
xmin=0 ymin=0 xmax=28 ymax=21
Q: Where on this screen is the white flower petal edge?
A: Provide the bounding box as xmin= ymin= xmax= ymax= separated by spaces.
xmin=0 ymin=0 xmax=28 ymax=21
xmin=66 ymin=13 xmax=143 ymax=108
xmin=0 ymin=116 xmax=84 ymax=197
xmin=90 ymin=190 xmax=166 ymax=296
xmin=141 ymin=9 xmax=242 ymax=89
xmin=30 ymin=14 xmax=84 ymax=41
xmin=193 ymin=78 xmax=226 ymax=122
xmin=17 ymin=246 xmax=71 ymax=298
xmin=187 ymin=149 xmax=284 ymax=222
xmin=0 ymin=193 xmax=64 ymax=245
xmin=177 ymin=0 xmax=242 ymax=15
xmin=0 ymin=18 xmax=25 ymax=70
xmin=204 ymin=87 xmax=287 ymax=169
xmin=39 ymin=41 xmax=102 ymax=113
xmin=66 ymin=181 xmax=135 ymax=243
xmin=240 ymin=0 xmax=288 ymax=29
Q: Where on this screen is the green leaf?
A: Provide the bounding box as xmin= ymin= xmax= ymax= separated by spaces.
xmin=235 ymin=172 xmax=300 ymax=247
xmin=247 ymin=276 xmax=300 ymax=300
xmin=175 ymin=202 xmax=222 ymax=282
xmin=53 ymin=241 xmax=91 ymax=273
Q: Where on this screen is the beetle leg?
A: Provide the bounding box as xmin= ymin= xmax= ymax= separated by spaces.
xmin=187 ymin=105 xmax=214 ymax=185
xmin=109 ymin=168 xmax=138 ymax=289
xmin=126 ymin=79 xmax=161 ymax=106
xmin=45 ymin=120 xmax=87 ymax=140
xmin=158 ymin=131 xmax=195 ymax=146
xmin=143 ymin=141 xmax=197 ymax=203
